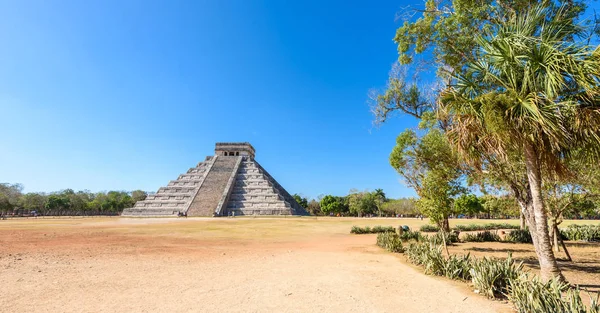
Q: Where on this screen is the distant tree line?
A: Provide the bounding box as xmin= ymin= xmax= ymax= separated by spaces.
xmin=0 ymin=183 xmax=147 ymax=217
xmin=291 ymin=190 xmax=584 ymax=219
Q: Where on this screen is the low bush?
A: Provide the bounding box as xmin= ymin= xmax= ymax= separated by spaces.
xmin=469 ymin=254 xmax=523 ymax=299
xmin=351 ymin=225 xmax=395 ymax=234
xmin=376 ymin=232 xmax=404 ymax=253
xmin=419 ymin=224 xmax=440 ymax=232
xmin=463 ymin=231 xmax=501 ymax=242
xmin=559 ymin=225 xmax=600 ymax=242
xmin=399 ymin=230 xmax=423 ymax=242
xmin=405 ymin=241 xmax=472 ymax=280
xmin=428 ymin=231 xmax=459 ymax=245
xmin=508 ymin=274 xmax=600 ymax=313
xmin=505 ymin=229 xmax=533 ymax=243
xmin=443 ymin=254 xmax=472 ymax=280
xmin=454 ymin=223 xmax=520 ymax=232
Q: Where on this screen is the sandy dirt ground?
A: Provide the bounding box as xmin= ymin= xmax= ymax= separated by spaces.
xmin=0 ymin=217 xmax=513 ymax=313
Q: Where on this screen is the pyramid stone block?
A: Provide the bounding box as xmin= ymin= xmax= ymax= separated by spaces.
xmin=121 ymin=142 xmax=307 ymax=217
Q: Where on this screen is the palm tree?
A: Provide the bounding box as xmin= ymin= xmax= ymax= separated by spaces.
xmin=441 ymin=5 xmax=600 ymax=281
xmin=373 ymin=189 xmax=386 ymax=217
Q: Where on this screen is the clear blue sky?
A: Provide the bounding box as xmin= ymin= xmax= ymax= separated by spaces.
xmin=1 ymin=0 xmax=425 ymax=199
xmin=3 ymin=1 xmax=600 ymax=199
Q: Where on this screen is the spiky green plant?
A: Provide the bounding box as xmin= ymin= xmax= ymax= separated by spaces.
xmin=470 ymin=254 xmax=524 ymax=298
xmin=376 ymin=232 xmax=404 ymax=253
xmin=463 ymin=230 xmax=501 ymax=242
xmin=505 ymin=229 xmax=533 ymax=243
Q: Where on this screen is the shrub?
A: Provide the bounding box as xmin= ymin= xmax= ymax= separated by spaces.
xmin=463 ymin=231 xmax=501 ymax=242
xmin=428 ymin=231 xmax=459 ymax=245
xmin=559 ymin=225 xmax=600 ymax=242
xmin=469 ymin=254 xmax=524 ymax=299
xmin=420 ymin=224 xmax=440 ymax=232
xmin=405 ymin=241 xmax=471 ymax=279
xmin=505 ymin=229 xmax=533 ymax=243
xmin=454 ymin=223 xmax=520 ymax=232
xmin=399 ymin=230 xmax=423 ymax=242
xmin=351 ymin=225 xmax=395 ymax=234
xmin=376 ymin=232 xmax=404 ymax=253
xmin=508 ymin=274 xmax=600 ymax=313
xmin=443 ymin=254 xmax=472 ymax=280
xmin=405 ymin=242 xmax=431 ymax=265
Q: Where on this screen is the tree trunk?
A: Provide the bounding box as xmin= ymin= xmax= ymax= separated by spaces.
xmin=441 ymin=217 xmax=450 ymax=232
xmin=551 ymin=219 xmax=560 ymax=252
xmin=519 ymin=212 xmax=526 ymax=230
xmin=524 ymin=142 xmax=565 ymax=282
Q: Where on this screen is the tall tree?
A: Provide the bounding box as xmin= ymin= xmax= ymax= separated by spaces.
xmin=373 ymin=189 xmax=386 ymax=217
xmin=390 ymin=123 xmax=463 ymax=231
xmin=440 ymin=5 xmax=600 ymax=281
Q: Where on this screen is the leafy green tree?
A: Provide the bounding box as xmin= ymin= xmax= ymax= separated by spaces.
xmin=20 ymin=192 xmax=47 ymax=213
xmin=480 ymin=195 xmax=519 ymax=219
xmin=390 ymin=126 xmax=463 ymax=231
xmin=373 ymin=188 xmax=386 ymax=217
xmin=381 ymin=198 xmax=418 ymax=216
xmin=319 ymin=195 xmax=347 ymax=215
xmin=348 ymin=190 xmax=378 ymax=217
xmin=453 ymin=194 xmax=483 ymax=217
xmin=292 ymin=194 xmax=308 ymax=209
xmin=45 ymin=194 xmax=70 ymax=214
xmin=440 ymin=5 xmax=600 ymax=281
xmin=0 ymin=183 xmax=23 ymax=213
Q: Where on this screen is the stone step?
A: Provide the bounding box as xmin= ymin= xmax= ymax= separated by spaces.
xmin=156 ymin=187 xmax=196 ymax=194
xmin=135 ymin=201 xmax=187 ymax=208
xmin=122 ymin=208 xmax=180 ymax=216
xmin=178 ymin=173 xmax=206 ymax=180
xmin=229 ymin=194 xmax=283 ymax=201
xmin=145 ymin=195 xmax=192 ymax=201
xmin=227 ymin=202 xmax=290 ymax=209
xmin=168 ymin=180 xmax=201 ymax=187
xmin=231 ymin=186 xmax=278 ymax=194
xmin=186 ymin=156 xmax=242 ymax=216
xmin=225 ymin=208 xmax=292 ymax=216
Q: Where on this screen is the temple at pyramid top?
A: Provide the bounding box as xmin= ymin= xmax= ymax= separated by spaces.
xmin=214 ymin=142 xmax=255 ymax=158
xmin=122 ymin=142 xmax=307 ymax=217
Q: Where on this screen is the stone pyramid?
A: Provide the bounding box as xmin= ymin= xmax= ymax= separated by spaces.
xmin=121 ymin=142 xmax=307 ymax=217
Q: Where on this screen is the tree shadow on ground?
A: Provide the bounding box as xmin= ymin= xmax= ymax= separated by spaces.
xmin=465 ymin=247 xmax=531 ymax=253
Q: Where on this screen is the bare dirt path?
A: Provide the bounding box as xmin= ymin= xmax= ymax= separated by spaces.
xmin=0 ymin=218 xmax=511 ymax=313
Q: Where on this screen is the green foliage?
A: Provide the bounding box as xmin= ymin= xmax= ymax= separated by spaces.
xmin=453 ymin=194 xmax=484 ymax=216
xmin=428 ymin=231 xmax=459 ymax=245
xmin=381 ymin=198 xmax=418 ymax=216
xmin=0 ymin=183 xmax=143 ymax=216
xmin=480 ymin=195 xmax=520 ymax=218
xmin=443 ymin=254 xmax=473 ymax=280
xmin=453 ymin=223 xmax=519 ymax=231
xmin=350 ymin=225 xmax=395 ymax=234
xmin=469 ymin=254 xmax=524 ymax=299
xmin=292 ymin=194 xmax=308 ymax=209
xmin=348 ymin=190 xmax=378 ymax=216
xmin=559 ymin=225 xmax=600 ymax=242
xmin=319 ymin=195 xmax=348 ymax=215
xmin=405 ymin=241 xmax=471 ymax=279
xmin=505 ymin=230 xmax=533 ymax=244
xmin=420 ymin=224 xmax=440 ymax=232
xmin=399 ymin=230 xmax=423 ymax=242
xmin=508 ymin=275 xmax=600 ymax=313
xmin=376 ymin=232 xmax=404 ymax=253
xmin=390 ymin=128 xmax=464 ymax=231
xmin=463 ymin=231 xmax=501 ymax=242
